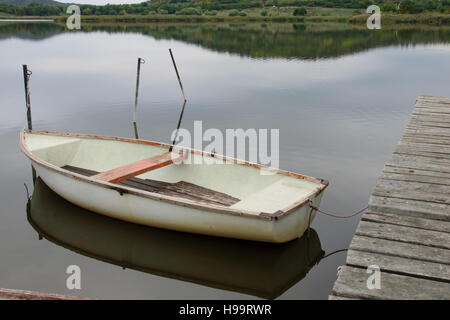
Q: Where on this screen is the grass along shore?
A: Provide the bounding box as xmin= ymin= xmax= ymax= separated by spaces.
xmin=53 ymin=7 xmax=354 ymax=23
xmin=2 ymin=7 xmax=354 ymax=23
xmin=349 ymin=13 xmax=450 ymax=25
xmin=1 ymin=7 xmax=449 ymax=25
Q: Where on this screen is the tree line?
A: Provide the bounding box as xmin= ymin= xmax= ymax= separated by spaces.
xmin=1 ymin=0 xmax=449 ymax=17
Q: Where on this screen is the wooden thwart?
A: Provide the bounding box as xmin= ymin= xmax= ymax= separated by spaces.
xmin=91 ymin=152 xmax=185 ymax=184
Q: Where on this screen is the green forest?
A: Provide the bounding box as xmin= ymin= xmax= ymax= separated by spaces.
xmin=0 ymin=0 xmax=449 ymax=17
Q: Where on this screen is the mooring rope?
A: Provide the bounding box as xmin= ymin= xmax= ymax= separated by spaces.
xmin=309 ymin=202 xmax=368 ymax=219
xmin=322 ymin=248 xmax=348 ymax=259
xmin=306 ymin=201 xmax=368 ymax=237
xmin=24 ymin=183 xmax=30 ymax=201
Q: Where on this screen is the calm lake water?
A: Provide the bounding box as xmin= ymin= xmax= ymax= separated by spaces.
xmin=1 ymin=22 xmax=450 ymax=299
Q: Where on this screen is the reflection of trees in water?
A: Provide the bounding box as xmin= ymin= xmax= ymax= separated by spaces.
xmin=0 ymin=22 xmax=64 ymax=40
xmin=125 ymin=24 xmax=450 ymax=59
xmin=1 ymin=22 xmax=450 ymax=59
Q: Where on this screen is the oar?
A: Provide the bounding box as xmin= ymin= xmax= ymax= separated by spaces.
xmin=168 ymin=48 xmax=187 ymax=152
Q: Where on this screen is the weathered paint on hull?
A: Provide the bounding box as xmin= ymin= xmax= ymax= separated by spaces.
xmin=32 ymin=161 xmax=322 ymax=243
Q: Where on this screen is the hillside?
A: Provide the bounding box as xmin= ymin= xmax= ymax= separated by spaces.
xmin=0 ymin=0 xmax=66 ymax=6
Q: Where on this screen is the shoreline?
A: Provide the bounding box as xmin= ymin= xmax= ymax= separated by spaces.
xmin=54 ymin=14 xmax=312 ymax=23
xmin=349 ymin=13 xmax=450 ymax=25
xmin=0 ymin=12 xmax=449 ymax=26
xmin=0 ymin=19 xmax=54 ymax=22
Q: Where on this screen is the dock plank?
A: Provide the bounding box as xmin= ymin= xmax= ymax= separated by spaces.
xmin=0 ymin=288 xmax=92 ymax=300
xmin=362 ymin=212 xmax=450 ymax=233
xmin=355 ymin=221 xmax=450 ymax=250
xmin=412 ymin=108 xmax=450 ymax=115
xmin=410 ymin=114 xmax=450 ymax=123
xmin=404 ymin=127 xmax=450 ymax=138
xmin=382 ymin=165 xmax=450 ymax=180
xmin=396 ymin=142 xmax=450 ymax=156
xmin=369 ymin=195 xmax=450 ymax=221
xmin=408 ymin=120 xmax=450 ymax=129
xmin=349 ymin=235 xmax=450 ymax=265
xmin=401 ymin=135 xmax=450 ymax=146
xmin=328 ymin=295 xmax=358 ymax=300
xmin=332 ymin=266 xmax=450 ymax=300
xmin=380 ymin=171 xmax=450 ymax=187
xmin=372 ymin=188 xmax=450 ymax=206
xmin=386 ymin=154 xmax=450 ymax=174
xmin=375 ymin=179 xmax=450 ymax=194
xmin=346 ymin=250 xmax=450 ymax=281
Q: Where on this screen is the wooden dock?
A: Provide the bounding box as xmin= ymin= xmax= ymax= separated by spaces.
xmin=330 ymin=95 xmax=450 ymax=300
xmin=0 ymin=288 xmax=92 ymax=300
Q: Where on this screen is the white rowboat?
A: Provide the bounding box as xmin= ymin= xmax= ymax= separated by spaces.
xmin=20 ymin=130 xmax=328 ymax=243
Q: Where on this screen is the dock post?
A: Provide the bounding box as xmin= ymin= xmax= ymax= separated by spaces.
xmin=133 ymin=58 xmax=145 ymax=139
xmin=22 ymin=65 xmax=32 ymax=130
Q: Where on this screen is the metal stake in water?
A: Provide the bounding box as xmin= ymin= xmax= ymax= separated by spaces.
xmin=22 ymin=64 xmax=36 ymax=183
xmin=133 ymin=57 xmax=145 ymax=139
xmin=168 ymin=49 xmax=188 ymax=152
xmin=22 ymin=65 xmax=32 ymax=130
xmin=169 ymin=48 xmax=186 ymax=102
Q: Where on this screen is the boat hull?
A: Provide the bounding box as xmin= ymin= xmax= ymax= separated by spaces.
xmin=28 ymin=177 xmax=325 ymax=299
xmin=32 ymin=161 xmax=323 ymax=243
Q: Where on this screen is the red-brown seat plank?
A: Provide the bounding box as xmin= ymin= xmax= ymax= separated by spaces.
xmin=91 ymin=152 xmax=185 ymax=184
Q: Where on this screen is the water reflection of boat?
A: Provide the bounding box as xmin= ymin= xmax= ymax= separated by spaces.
xmin=27 ymin=178 xmax=325 ymax=299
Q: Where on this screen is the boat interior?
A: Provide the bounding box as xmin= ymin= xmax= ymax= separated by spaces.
xmin=62 ymin=165 xmax=241 ymax=207
xmin=24 ymin=132 xmax=323 ymax=212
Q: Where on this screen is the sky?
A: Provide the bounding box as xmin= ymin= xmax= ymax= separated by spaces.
xmin=66 ymin=1 xmax=144 ymax=4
